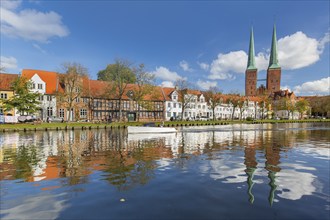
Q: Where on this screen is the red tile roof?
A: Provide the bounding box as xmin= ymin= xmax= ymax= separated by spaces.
xmin=161 ymin=87 xmax=176 ymax=101
xmin=0 ymin=73 xmax=19 ymax=91
xmin=21 ymin=69 xmax=58 ymax=94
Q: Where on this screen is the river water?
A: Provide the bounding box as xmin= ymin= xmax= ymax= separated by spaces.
xmin=0 ymin=123 xmax=329 ymax=219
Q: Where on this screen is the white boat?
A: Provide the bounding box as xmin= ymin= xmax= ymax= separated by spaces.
xmin=127 ymin=126 xmax=177 ymax=134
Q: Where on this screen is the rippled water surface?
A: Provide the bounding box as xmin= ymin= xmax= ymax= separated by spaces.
xmin=0 ymin=123 xmax=329 ymax=219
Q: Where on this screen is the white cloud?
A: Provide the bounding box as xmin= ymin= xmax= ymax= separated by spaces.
xmin=197 ymin=62 xmax=209 ymax=71
xmin=206 ymin=31 xmax=329 ymax=80
xmin=0 ymin=56 xmax=18 ymax=70
xmin=196 ymin=80 xmax=217 ymax=90
xmin=281 ymin=85 xmax=292 ymax=92
xmin=278 ymin=31 xmax=321 ymax=70
xmin=0 ymin=0 xmax=21 ymax=10
xmin=208 ymin=51 xmax=246 ymax=80
xmin=318 ymin=31 xmax=330 ymax=52
xmin=150 ymin=66 xmax=185 ymax=82
xmin=294 ymin=77 xmax=330 ymax=95
xmin=160 ymin=81 xmax=175 ymax=88
xmin=0 ymin=1 xmax=69 ymax=43
xmin=179 ymin=60 xmax=193 ymax=72
xmin=32 ymin=43 xmax=46 ymax=54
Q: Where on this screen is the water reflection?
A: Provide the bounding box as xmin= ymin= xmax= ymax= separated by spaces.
xmin=0 ymin=123 xmax=329 ymax=208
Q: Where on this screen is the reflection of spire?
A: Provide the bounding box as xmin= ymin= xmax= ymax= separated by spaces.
xmin=244 ymin=146 xmax=257 ymax=204
xmin=268 ymin=171 xmax=277 ymax=206
xmin=246 ymin=167 xmax=256 ymax=203
xmin=265 ymin=143 xmax=281 ymax=206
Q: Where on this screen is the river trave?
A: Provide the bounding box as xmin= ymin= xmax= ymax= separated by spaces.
xmin=0 ymin=123 xmax=329 ymax=219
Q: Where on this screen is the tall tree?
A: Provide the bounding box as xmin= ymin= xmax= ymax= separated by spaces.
xmin=3 ymin=77 xmax=40 ymax=115
xmin=226 ymin=94 xmax=240 ymax=120
xmin=98 ymin=61 xmax=136 ymax=83
xmin=131 ymin=64 xmax=155 ymax=122
xmin=295 ymin=99 xmax=310 ymax=119
xmin=237 ymin=97 xmax=248 ymax=120
xmin=204 ymin=86 xmax=222 ymax=121
xmin=57 ymin=62 xmax=88 ymax=122
xmin=258 ymin=94 xmax=270 ymax=120
xmin=101 ymin=59 xmax=135 ymax=121
xmin=175 ymin=78 xmax=194 ymax=120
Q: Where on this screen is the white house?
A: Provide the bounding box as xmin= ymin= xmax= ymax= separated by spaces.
xmin=22 ymin=69 xmax=58 ymax=121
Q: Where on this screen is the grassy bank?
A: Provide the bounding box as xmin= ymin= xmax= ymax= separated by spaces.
xmin=0 ymin=119 xmax=329 ymax=132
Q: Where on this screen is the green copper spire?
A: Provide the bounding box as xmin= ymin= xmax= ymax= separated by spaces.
xmin=268 ymin=24 xmax=280 ymax=69
xmin=247 ymin=27 xmax=257 ymax=70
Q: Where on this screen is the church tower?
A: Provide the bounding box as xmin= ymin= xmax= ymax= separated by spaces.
xmin=266 ymin=24 xmax=281 ymax=94
xmin=245 ymin=27 xmax=258 ymax=96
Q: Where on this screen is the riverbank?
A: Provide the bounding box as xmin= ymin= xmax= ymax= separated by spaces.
xmin=0 ymin=119 xmax=329 ymax=132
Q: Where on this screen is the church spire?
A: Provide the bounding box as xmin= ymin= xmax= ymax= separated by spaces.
xmin=268 ymin=24 xmax=280 ymax=69
xmin=247 ymin=27 xmax=257 ymax=70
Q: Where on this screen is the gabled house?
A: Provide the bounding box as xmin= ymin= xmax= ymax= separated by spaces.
xmin=161 ymin=87 xmax=182 ymax=121
xmin=22 ymin=69 xmax=58 ymax=120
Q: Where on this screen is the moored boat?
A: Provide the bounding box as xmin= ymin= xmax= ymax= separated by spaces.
xmin=127 ymin=123 xmax=177 ymax=134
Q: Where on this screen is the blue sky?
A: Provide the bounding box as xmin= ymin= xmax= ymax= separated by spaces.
xmin=1 ymin=0 xmax=329 ymax=95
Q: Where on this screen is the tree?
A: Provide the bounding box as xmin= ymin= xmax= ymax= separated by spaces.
xmin=131 ymin=64 xmax=156 ymax=122
xmin=226 ymin=94 xmax=240 ymax=120
xmin=258 ymin=94 xmax=270 ymax=120
xmin=98 ymin=61 xmax=136 ymax=83
xmin=101 ymin=59 xmax=135 ymax=121
xmin=295 ymin=99 xmax=310 ymax=119
xmin=2 ymin=77 xmax=40 ymax=115
xmin=175 ymin=78 xmax=194 ymax=120
xmin=57 ymin=62 xmax=88 ymax=122
xmin=237 ymin=97 xmax=248 ymax=120
xmin=204 ymin=86 xmax=222 ymax=121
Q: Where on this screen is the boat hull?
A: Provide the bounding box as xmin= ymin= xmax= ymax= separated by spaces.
xmin=127 ymin=126 xmax=177 ymax=134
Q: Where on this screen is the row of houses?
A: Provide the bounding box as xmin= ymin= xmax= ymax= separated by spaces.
xmin=0 ymin=69 xmax=290 ymax=122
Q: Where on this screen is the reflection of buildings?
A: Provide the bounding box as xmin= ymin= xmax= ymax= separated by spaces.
xmin=0 ymin=124 xmax=327 ymax=202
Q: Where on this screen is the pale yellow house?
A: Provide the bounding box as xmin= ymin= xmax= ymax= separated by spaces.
xmin=0 ymin=73 xmax=19 ymax=116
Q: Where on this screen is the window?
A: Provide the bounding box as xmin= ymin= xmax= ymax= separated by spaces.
xmin=47 ymin=107 xmax=53 ymax=117
xmin=80 ymin=109 xmax=87 ymax=118
xmin=0 ymin=93 xmax=8 ymax=99
xmin=38 ymin=84 xmax=43 ymax=89
xmin=32 ymin=83 xmax=36 ymax=89
xmin=167 ymin=112 xmax=171 ymax=117
xmin=0 ymin=108 xmax=3 ymax=114
xmin=178 ymin=103 xmax=181 ymax=108
xmin=75 ymin=87 xmax=80 ymax=93
xmin=75 ymin=97 xmax=80 ymax=103
xmin=168 ymin=103 xmax=171 ymax=108
xmin=39 ymin=95 xmax=44 ymax=101
xmin=59 ymin=109 xmax=64 ymax=118
xmin=173 ymin=95 xmax=177 ymax=100
xmin=109 ymin=102 xmax=113 ymax=108
xmin=174 ymin=103 xmax=177 ymax=108
xmin=47 ymin=95 xmax=52 ymax=101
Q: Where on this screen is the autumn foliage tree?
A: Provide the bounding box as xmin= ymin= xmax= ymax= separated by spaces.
xmin=131 ymin=64 xmax=156 ymax=122
xmin=204 ymin=86 xmax=222 ymax=121
xmin=57 ymin=62 xmax=88 ymax=122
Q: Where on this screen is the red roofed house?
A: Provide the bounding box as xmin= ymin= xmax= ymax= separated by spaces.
xmin=21 ymin=69 xmax=58 ymax=121
xmin=0 ymin=73 xmax=19 ymax=116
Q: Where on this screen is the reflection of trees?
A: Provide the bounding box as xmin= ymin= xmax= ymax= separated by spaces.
xmin=13 ymin=145 xmax=40 ymax=180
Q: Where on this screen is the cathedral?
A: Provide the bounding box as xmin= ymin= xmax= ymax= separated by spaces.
xmin=245 ymin=25 xmax=281 ymax=96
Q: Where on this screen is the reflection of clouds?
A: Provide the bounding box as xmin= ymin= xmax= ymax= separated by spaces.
xmin=199 ymin=155 xmax=246 ymax=183
xmin=297 ymin=146 xmax=330 ymax=159
xmin=1 ymin=192 xmax=67 ymax=219
xmin=276 ymin=163 xmax=317 ymax=200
